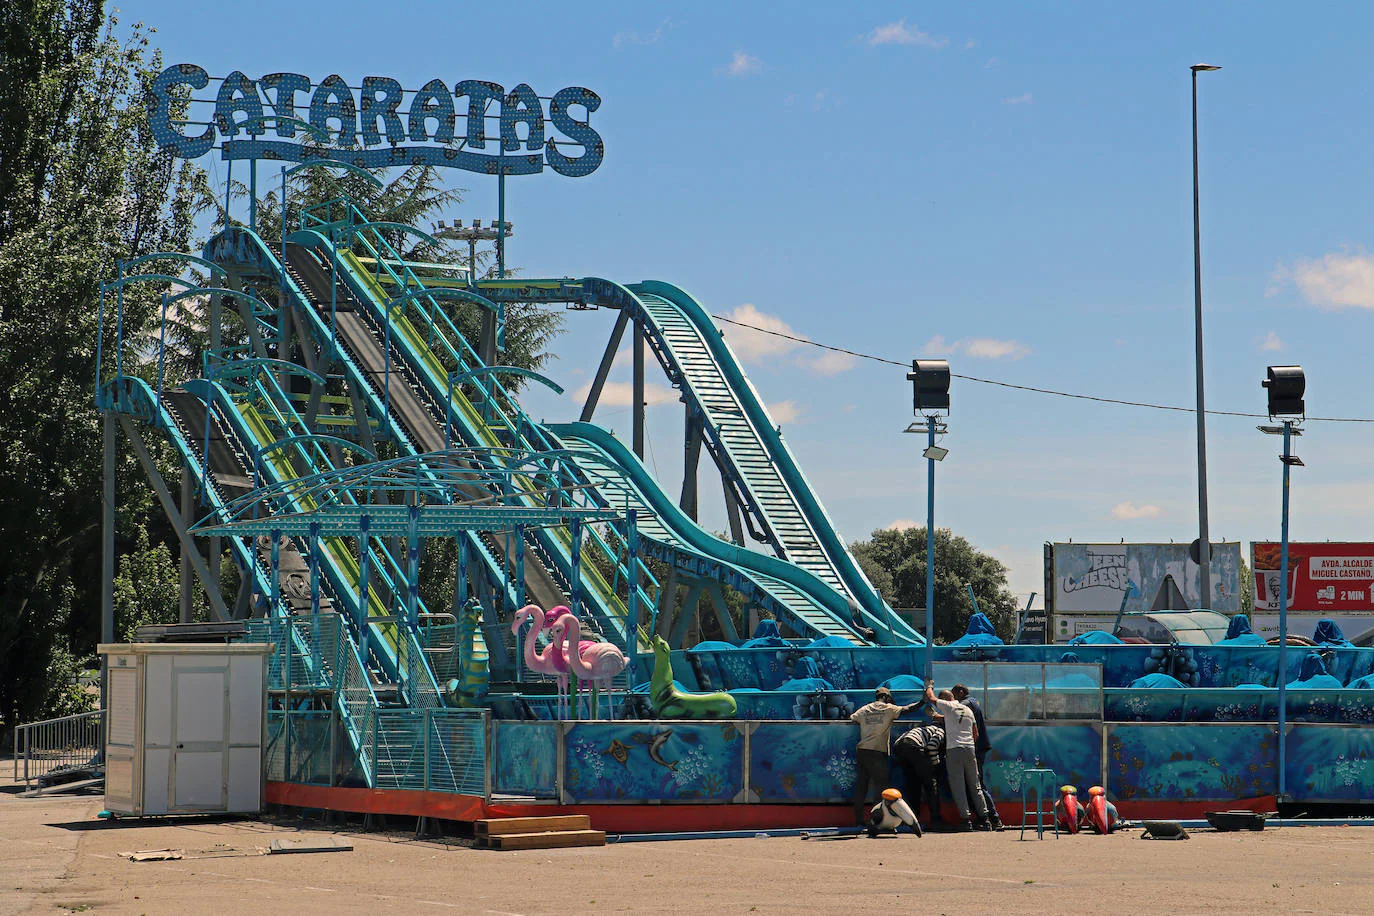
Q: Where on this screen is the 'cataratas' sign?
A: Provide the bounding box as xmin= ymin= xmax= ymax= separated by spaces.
xmin=149 ymin=64 xmax=604 ymax=177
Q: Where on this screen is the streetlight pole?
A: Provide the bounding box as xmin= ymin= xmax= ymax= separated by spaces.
xmin=924 ymin=415 xmax=937 ymax=682
xmin=1276 ymin=419 xmax=1293 ymax=800
xmin=1260 ymin=363 xmax=1306 ymax=802
xmin=434 ymin=218 xmax=512 ymax=365
xmin=906 ymin=358 xmax=950 ymax=678
xmin=1261 ymin=418 xmax=1302 ymax=801
xmin=1191 ymin=62 xmax=1221 ymax=608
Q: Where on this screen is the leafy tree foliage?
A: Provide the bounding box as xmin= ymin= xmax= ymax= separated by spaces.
xmin=0 ymin=5 xmax=204 ymax=726
xmin=246 ymin=162 xmax=564 ymax=390
xmin=1239 ymin=558 xmax=1255 ymax=617
xmin=112 ymin=525 xmax=185 ymax=640
xmin=851 ymin=526 xmax=1018 ymax=643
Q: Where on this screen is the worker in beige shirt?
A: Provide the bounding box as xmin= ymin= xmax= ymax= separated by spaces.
xmin=849 ymin=686 xmax=922 ymax=825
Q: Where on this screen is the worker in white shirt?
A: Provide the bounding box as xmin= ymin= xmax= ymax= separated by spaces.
xmin=923 ymin=683 xmax=992 ymax=831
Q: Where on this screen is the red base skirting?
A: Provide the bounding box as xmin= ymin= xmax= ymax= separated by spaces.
xmin=265 ymin=783 xmax=1277 ymax=833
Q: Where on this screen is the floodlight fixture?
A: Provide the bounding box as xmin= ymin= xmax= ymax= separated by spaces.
xmin=907 ymin=358 xmax=950 ymax=413
xmin=923 ymin=445 xmax=949 ymax=462
xmin=1263 ymin=365 xmax=1305 ymax=417
xmin=1191 ymin=63 xmax=1222 ymax=72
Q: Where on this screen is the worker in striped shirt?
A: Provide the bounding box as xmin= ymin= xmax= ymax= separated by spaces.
xmin=893 ymin=720 xmax=945 ymax=831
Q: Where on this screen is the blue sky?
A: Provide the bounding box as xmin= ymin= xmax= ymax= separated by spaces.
xmin=125 ymin=1 xmax=1374 ymax=603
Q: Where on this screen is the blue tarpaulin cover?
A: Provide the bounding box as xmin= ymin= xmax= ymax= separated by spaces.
xmin=1069 ymin=630 xmax=1123 ymax=646
xmin=1287 ymin=652 xmax=1344 ymax=689
xmin=1313 ymin=619 xmax=1355 ymax=647
xmin=949 ymin=612 xmax=1004 ymax=646
xmin=879 ymin=674 xmax=926 ymax=691
xmin=740 ymin=618 xmax=790 ymax=648
xmin=806 ymin=635 xmax=856 ymax=649
xmin=1129 ymin=672 xmax=1187 ymax=689
xmin=1216 ymin=614 xmax=1268 ymax=647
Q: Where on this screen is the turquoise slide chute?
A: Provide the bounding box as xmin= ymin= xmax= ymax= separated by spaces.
xmin=626 ymin=280 xmax=919 ymax=644
xmin=548 ymin=421 xmax=869 ymax=641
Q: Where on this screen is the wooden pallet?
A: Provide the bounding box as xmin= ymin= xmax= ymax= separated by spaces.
xmin=474 ymin=816 xmax=606 ymax=850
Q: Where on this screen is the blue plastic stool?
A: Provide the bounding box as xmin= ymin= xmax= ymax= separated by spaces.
xmin=1018 ymin=767 xmax=1059 ymax=840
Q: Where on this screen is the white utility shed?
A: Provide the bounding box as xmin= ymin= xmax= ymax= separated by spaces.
xmin=98 ymin=642 xmax=272 ymax=816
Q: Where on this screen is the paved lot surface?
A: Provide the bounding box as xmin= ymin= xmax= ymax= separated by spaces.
xmin=4 ymin=768 xmax=1372 ymax=914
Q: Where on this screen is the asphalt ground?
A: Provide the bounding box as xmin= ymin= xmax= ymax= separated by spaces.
xmin=4 ymin=766 xmax=1371 ymax=914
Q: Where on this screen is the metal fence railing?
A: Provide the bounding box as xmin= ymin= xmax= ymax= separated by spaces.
xmin=370 ymin=708 xmax=488 ymax=795
xmin=13 ymin=709 xmax=105 ymax=788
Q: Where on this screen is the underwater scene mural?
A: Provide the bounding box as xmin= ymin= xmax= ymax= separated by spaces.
xmin=492 ymin=722 xmax=558 ymax=798
xmin=1286 ymin=724 xmax=1374 ymax=801
xmin=562 ymin=721 xmax=744 ymax=803
xmin=1107 ymin=724 xmax=1277 ymax=801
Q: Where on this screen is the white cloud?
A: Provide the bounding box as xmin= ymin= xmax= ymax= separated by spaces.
xmin=768 ymin=400 xmax=803 ymax=424
xmin=922 ymin=334 xmax=1031 ymax=361
xmin=985 ymin=57 xmax=999 ymax=69
xmin=1111 ymin=501 xmax=1163 ymax=520
xmin=885 ymin=519 xmax=921 ymax=531
xmin=613 ymin=20 xmax=672 ymax=48
xmin=572 ymin=380 xmax=678 ymax=409
xmin=962 ymin=337 xmax=1031 ymax=360
xmin=1285 ymin=251 xmax=1374 ymax=309
xmin=808 ymin=350 xmax=857 ymax=375
xmin=1004 ymin=92 xmax=1034 ymax=105
xmin=1258 ymin=330 xmax=1284 ymax=352
xmin=866 ymin=19 xmax=947 ymax=48
xmin=719 ymin=304 xmax=797 ymax=360
xmin=964 ymin=39 xmax=977 ymax=49
xmin=717 ymin=304 xmax=857 ymax=376
xmin=721 ymin=51 xmax=762 ymax=77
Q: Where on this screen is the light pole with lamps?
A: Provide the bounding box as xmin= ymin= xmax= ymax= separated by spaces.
xmin=1191 ymin=62 xmax=1221 ymax=607
xmin=1259 ymin=364 xmax=1305 ymax=801
xmin=434 ymin=218 xmax=513 ymax=365
xmin=906 ymin=359 xmax=951 ymax=681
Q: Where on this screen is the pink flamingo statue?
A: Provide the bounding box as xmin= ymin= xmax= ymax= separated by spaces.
xmin=544 ymin=604 xmax=604 ymax=719
xmin=512 ymin=605 xmax=569 ymax=718
xmin=551 ymin=615 xmax=628 ymax=720
xmin=544 ymin=607 xmax=598 ymax=664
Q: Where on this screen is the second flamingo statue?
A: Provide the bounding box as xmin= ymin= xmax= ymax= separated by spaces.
xmin=550 ymin=614 xmax=628 ymax=720
xmin=512 ymin=604 xmax=572 ymax=718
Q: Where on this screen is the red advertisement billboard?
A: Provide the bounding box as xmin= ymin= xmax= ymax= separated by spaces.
xmin=1251 ymin=541 xmax=1374 ymax=612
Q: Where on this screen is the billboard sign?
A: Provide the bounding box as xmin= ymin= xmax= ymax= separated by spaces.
xmin=1251 ymin=541 xmax=1374 ymax=613
xmin=149 ymin=65 xmax=604 ymax=177
xmin=1049 ymin=542 xmax=1242 ymax=615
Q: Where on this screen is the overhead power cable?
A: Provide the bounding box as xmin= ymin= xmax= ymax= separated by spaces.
xmin=709 ymin=313 xmax=1374 ymax=424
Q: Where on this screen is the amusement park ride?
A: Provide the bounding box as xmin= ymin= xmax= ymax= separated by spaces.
xmin=86 ymin=66 xmax=1374 ymax=826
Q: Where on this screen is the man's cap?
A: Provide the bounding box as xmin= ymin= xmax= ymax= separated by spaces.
xmin=875 ymin=686 xmax=893 ymax=699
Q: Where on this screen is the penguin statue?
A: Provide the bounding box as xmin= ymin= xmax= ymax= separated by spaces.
xmin=867 ymin=788 xmax=923 ymax=838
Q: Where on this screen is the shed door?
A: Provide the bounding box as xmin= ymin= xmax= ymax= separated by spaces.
xmin=171 ymin=665 xmax=228 ymax=811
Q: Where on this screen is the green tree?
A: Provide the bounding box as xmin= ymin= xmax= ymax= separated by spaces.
xmin=0 ymin=5 xmax=205 ymax=726
xmin=246 ymin=162 xmax=564 ymax=390
xmin=1238 ymin=558 xmax=1255 ymax=617
xmin=851 ymin=526 xmax=1018 ymax=643
xmin=112 ymin=525 xmax=185 ymax=640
